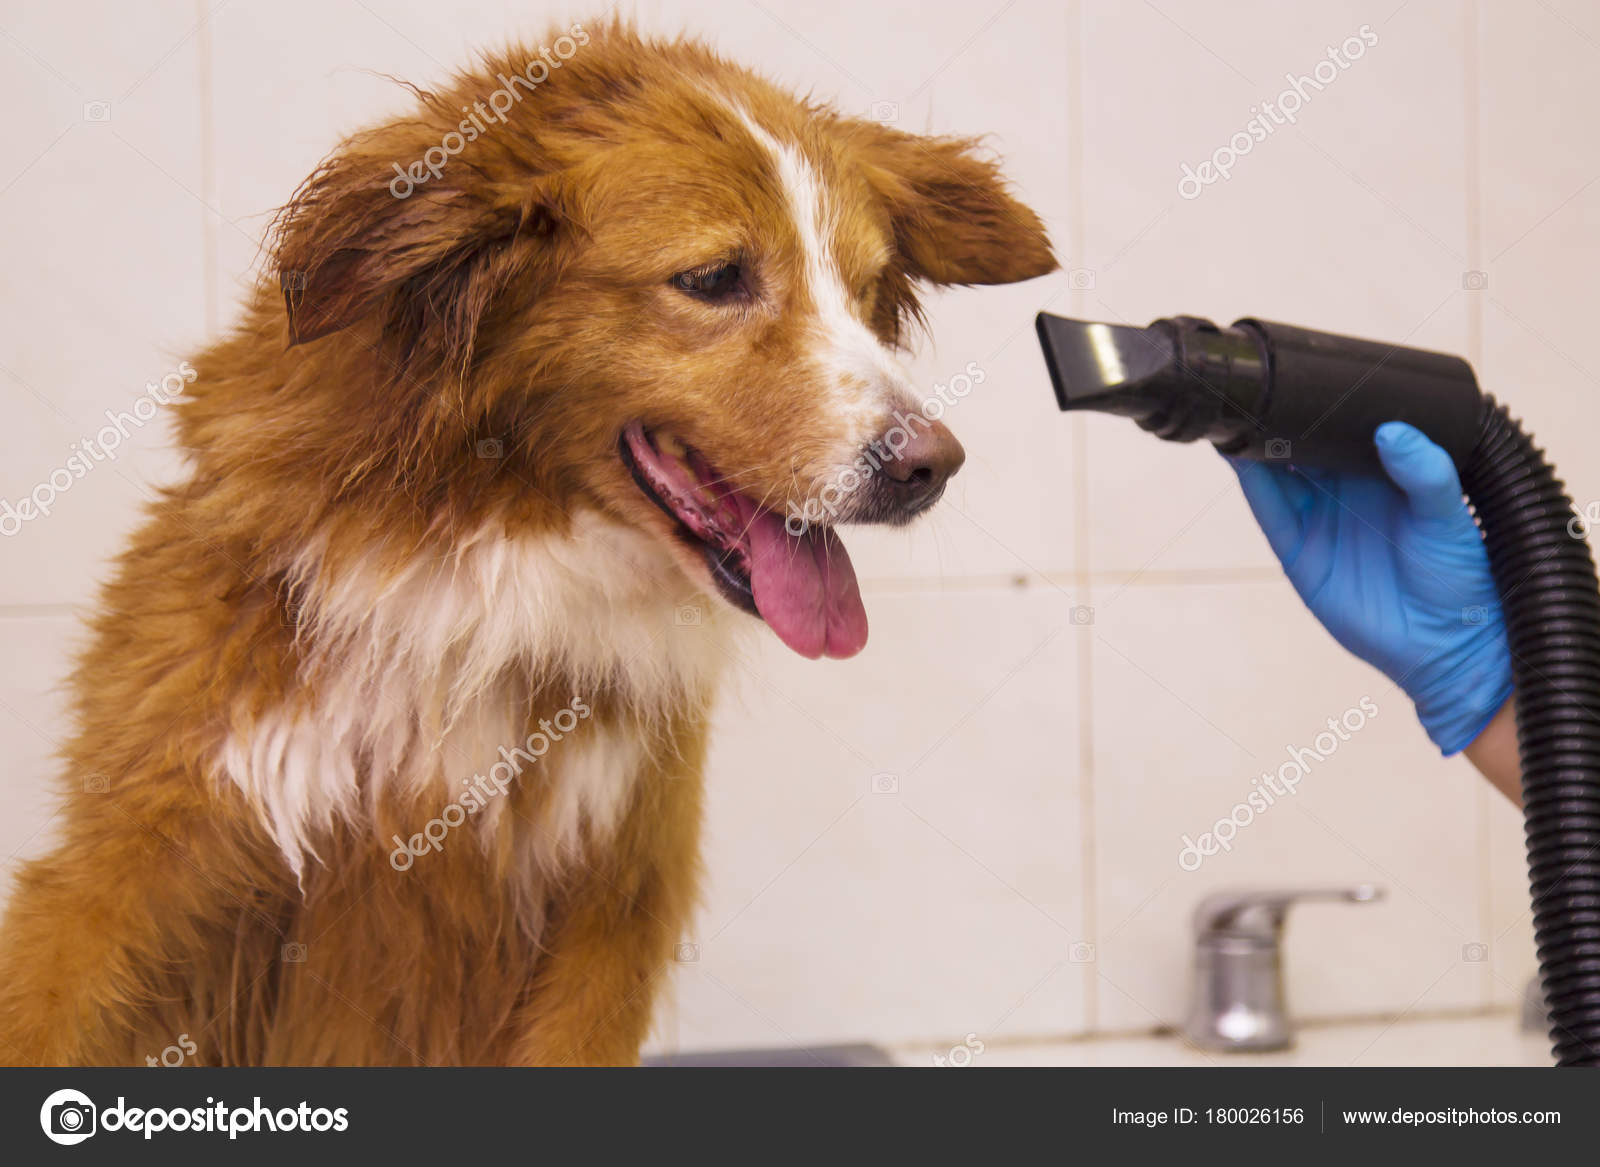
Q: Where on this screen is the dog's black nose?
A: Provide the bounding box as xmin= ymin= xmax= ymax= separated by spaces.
xmin=883 ymin=417 xmax=965 ymax=513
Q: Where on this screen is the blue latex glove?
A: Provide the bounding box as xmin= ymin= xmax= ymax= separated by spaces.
xmin=1226 ymin=422 xmax=1513 ymax=755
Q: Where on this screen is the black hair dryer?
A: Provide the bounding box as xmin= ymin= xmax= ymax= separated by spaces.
xmin=1037 ymin=310 xmax=1600 ymax=1067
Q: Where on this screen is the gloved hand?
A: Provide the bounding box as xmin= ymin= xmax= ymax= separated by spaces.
xmin=1226 ymin=422 xmax=1513 ymax=755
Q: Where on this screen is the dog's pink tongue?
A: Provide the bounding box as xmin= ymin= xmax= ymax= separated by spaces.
xmin=746 ymin=510 xmax=868 ymax=660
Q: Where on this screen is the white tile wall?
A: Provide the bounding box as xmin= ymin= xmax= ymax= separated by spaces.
xmin=1077 ymin=0 xmax=1474 ymax=577
xmin=0 ymin=2 xmax=208 ymax=607
xmin=1090 ymin=579 xmax=1484 ymax=1029
xmin=1476 ymin=0 xmax=1600 ymax=1013
xmin=0 ymin=0 xmax=1576 ymax=1058
xmin=666 ymin=585 xmax=1086 ymax=1050
xmin=0 ymin=615 xmax=76 ymax=889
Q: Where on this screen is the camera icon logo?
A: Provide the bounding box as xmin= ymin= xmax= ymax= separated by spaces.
xmin=1264 ymin=438 xmax=1293 ymax=460
xmin=868 ymin=100 xmax=899 ymax=123
xmin=40 ymin=1088 xmax=97 ymax=1145
xmin=674 ymin=603 xmax=702 ymax=627
xmin=281 ymin=269 xmax=308 ymax=292
xmin=1462 ymin=270 xmax=1489 ymax=291
xmin=871 ymin=772 xmax=899 ymax=795
xmin=476 ymin=438 xmax=504 ymax=459
xmin=82 ymin=773 xmax=110 ymax=794
xmin=1069 ymin=604 xmax=1095 ymax=626
xmin=1069 ymin=941 xmax=1096 ymax=963
xmin=674 ymin=942 xmax=700 ymax=963
xmin=82 ymin=101 xmax=111 ymax=122
xmin=281 ymin=941 xmax=308 ymax=963
xmin=1068 ymin=268 xmax=1096 ymax=291
xmin=1462 ymin=941 xmax=1488 ymax=962
xmin=1461 ymin=605 xmax=1489 ymax=626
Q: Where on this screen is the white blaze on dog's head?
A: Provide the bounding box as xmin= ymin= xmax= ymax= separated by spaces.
xmin=726 ymin=102 xmax=916 ymax=464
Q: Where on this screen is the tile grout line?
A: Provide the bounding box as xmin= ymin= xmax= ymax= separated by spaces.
xmin=1464 ymin=0 xmax=1483 ymax=372
xmin=856 ymin=566 xmax=1286 ymax=593
xmin=1464 ymin=0 xmax=1495 ymax=1013
xmin=0 ymin=568 xmax=1292 ymax=620
xmin=886 ymin=1002 xmax=1524 ymax=1060
xmin=0 ymin=604 xmax=80 ymax=620
xmin=196 ymin=0 xmax=218 ymax=336
xmin=1064 ymin=0 xmax=1098 ymax=1037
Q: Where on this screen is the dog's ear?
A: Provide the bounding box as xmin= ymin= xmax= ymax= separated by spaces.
xmin=270 ymin=141 xmax=567 ymax=372
xmin=846 ymin=122 xmax=1056 ymax=287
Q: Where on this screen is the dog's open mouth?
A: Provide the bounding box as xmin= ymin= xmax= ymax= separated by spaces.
xmin=619 ymin=421 xmax=868 ymax=660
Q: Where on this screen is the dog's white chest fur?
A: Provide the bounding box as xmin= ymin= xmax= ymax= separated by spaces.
xmin=216 ymin=511 xmax=729 ymax=882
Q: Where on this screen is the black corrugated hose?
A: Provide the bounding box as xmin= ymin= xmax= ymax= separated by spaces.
xmin=1462 ymin=396 xmax=1600 ymax=1067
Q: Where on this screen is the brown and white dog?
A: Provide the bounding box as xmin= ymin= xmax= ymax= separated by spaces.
xmin=0 ymin=21 xmax=1053 ymax=1065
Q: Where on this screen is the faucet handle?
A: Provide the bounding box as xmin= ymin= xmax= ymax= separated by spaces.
xmin=1194 ymin=883 xmax=1385 ymax=941
xmin=1185 ymin=883 xmax=1385 ymax=1052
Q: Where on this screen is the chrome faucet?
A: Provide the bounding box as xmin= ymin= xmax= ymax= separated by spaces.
xmin=1184 ymin=884 xmax=1385 ymax=1052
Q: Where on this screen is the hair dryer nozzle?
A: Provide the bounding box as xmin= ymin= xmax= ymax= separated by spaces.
xmin=1034 ymin=314 xmax=1176 ymax=413
xmin=1034 ymin=310 xmax=1484 ymax=473
xmin=1035 ymin=311 xmax=1268 ymax=449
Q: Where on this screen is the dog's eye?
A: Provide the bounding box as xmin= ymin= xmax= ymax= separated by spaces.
xmin=672 ymin=262 xmax=744 ymax=302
